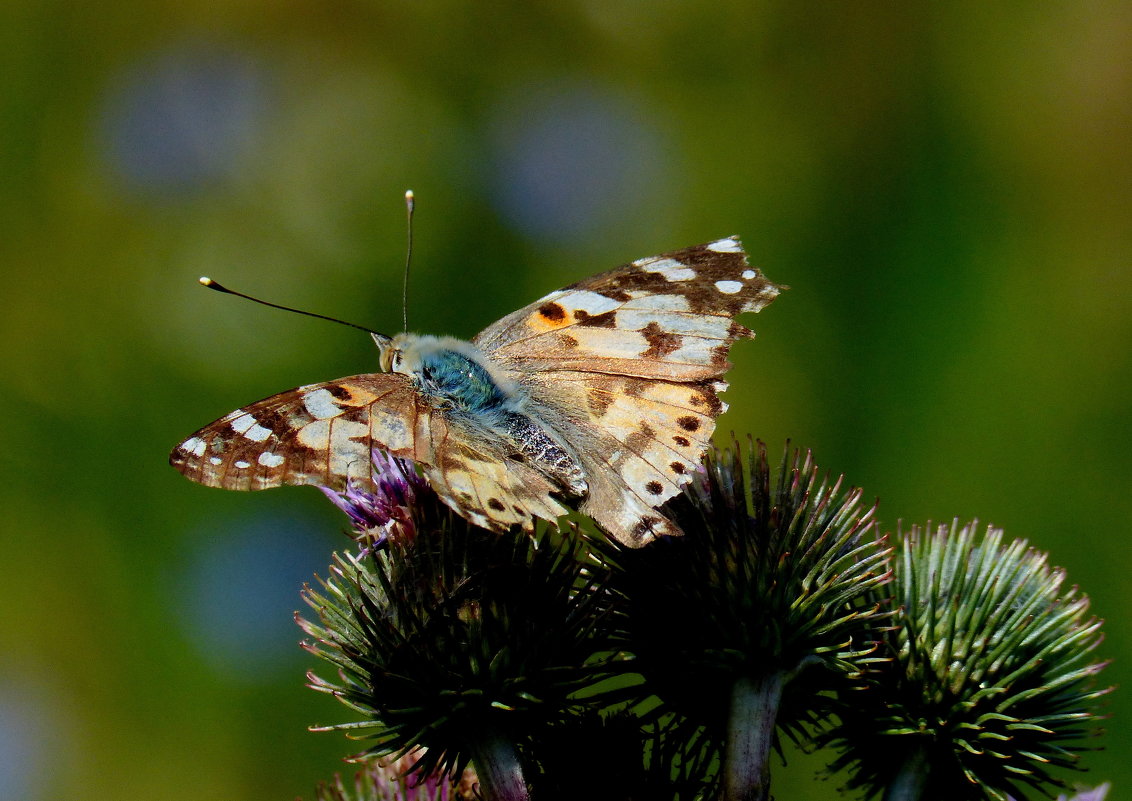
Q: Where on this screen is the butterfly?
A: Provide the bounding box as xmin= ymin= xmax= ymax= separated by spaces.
xmin=170 ymin=237 xmax=781 ymax=547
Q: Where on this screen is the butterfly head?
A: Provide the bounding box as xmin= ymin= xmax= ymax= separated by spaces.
xmin=371 ymin=332 xmax=399 ymax=372
xmin=374 ymin=332 xmax=447 ymax=377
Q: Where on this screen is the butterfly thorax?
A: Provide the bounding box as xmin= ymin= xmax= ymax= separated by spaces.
xmin=387 ymin=335 xmax=588 ymax=498
xmin=391 ymin=335 xmax=512 ymax=415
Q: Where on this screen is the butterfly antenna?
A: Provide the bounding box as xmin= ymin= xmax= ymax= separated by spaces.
xmin=402 ymin=189 xmax=414 ymax=334
xmin=197 ymin=277 xmax=386 ymax=337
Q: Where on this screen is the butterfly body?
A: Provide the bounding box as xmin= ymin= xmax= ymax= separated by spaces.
xmin=171 ymin=237 xmax=781 ymax=547
xmin=388 ymin=333 xmax=589 ymax=498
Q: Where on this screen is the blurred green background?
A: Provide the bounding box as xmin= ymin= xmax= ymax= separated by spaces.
xmin=2 ymin=2 xmax=1129 ymax=799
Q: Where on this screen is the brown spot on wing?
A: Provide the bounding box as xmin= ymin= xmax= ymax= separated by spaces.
xmin=689 ymin=388 xmax=724 ymax=416
xmin=340 ymin=406 xmax=370 ymax=425
xmin=670 ymin=462 xmax=686 ymax=474
xmin=622 ymin=377 xmax=650 ymax=397
xmin=640 ymin=321 xmax=682 ymax=359
xmin=598 ymin=288 xmax=632 ymax=303
xmin=587 ymin=389 xmax=615 ymax=418
xmin=632 ymin=515 xmax=663 ymax=539
xmin=538 ymin=302 xmax=567 ymax=322
xmin=574 ymin=309 xmax=618 ymax=328
xmin=677 ymin=416 xmax=701 ymax=432
xmin=673 ymin=436 xmax=690 ymax=447
xmin=488 ymin=498 xmax=506 ymax=512
xmin=645 ymin=481 xmax=663 ymax=495
xmin=624 ymin=422 xmax=657 ymax=454
xmin=729 ymin=320 xmax=754 ymax=340
xmin=570 ymin=268 xmax=673 ymax=294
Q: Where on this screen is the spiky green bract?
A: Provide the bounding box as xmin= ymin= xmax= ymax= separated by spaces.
xmin=595 ymin=439 xmax=891 ymax=800
xmin=297 ymin=517 xmax=620 ymax=799
xmin=824 ymin=521 xmax=1110 ymax=801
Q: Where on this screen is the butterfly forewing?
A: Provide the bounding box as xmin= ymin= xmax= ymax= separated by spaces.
xmin=170 ymin=374 xmax=428 ymax=491
xmin=473 ymin=237 xmax=779 ymax=381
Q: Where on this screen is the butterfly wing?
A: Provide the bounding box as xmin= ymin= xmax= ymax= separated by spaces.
xmin=170 ymin=374 xmax=429 ymax=490
xmin=170 ymin=373 xmax=569 ymax=533
xmin=472 ymin=237 xmax=781 ymax=546
xmin=474 ymin=237 xmax=780 ymax=380
xmin=413 ymin=417 xmax=572 ymax=532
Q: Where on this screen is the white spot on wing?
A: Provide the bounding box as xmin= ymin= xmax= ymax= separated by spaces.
xmin=372 ymin=416 xmax=412 ymax=451
xmin=707 ymin=237 xmax=742 ymax=253
xmin=621 ymin=293 xmax=691 ymax=312
xmin=666 ymin=336 xmax=720 ymax=365
xmin=741 ymin=269 xmax=757 ymax=279
xmin=244 ymin=423 xmax=272 ymax=442
xmin=563 ymin=290 xmax=620 ymax=316
xmin=234 ymin=460 xmax=251 ymax=469
xmin=182 ymin=437 xmax=206 ymax=457
xmin=303 ymin=388 xmax=342 ymax=420
xmin=209 ymin=456 xmax=223 ymax=465
xmin=258 ymin=451 xmax=285 ymax=468
xmin=229 ymin=413 xmax=258 ymax=435
xmin=297 ymin=420 xmax=331 ymax=450
xmin=635 ymin=257 xmax=696 ymax=281
xmin=328 ymin=419 xmax=370 ymax=478
xmin=715 ymin=280 xmax=743 ymax=294
xmin=616 ymin=309 xmax=730 ymax=338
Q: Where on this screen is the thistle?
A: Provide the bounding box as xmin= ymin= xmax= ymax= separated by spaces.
xmin=310 ymin=751 xmax=478 ymax=801
xmin=824 ymin=521 xmax=1110 ymax=801
xmin=1057 ymin=785 xmax=1110 ymax=801
xmin=319 ymin=450 xmax=430 ymax=549
xmin=297 ymin=501 xmax=620 ymax=801
xmin=596 ymin=439 xmax=892 ymax=801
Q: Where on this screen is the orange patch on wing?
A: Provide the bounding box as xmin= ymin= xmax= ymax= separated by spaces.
xmin=528 ymin=301 xmax=574 ymax=332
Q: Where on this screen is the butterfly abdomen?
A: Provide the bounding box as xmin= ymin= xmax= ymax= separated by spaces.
xmin=499 ymin=411 xmax=587 ymax=498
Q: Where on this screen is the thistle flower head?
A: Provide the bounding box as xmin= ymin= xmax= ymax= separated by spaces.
xmin=599 ymin=438 xmax=892 ymax=745
xmin=825 ymin=521 xmax=1110 ymax=801
xmin=297 ymin=517 xmax=619 ymax=784
xmin=310 ymin=750 xmax=478 ymax=801
xmin=319 ymin=450 xmax=429 ymax=548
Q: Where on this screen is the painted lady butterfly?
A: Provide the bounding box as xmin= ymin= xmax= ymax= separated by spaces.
xmin=170 ymin=237 xmax=781 ymax=547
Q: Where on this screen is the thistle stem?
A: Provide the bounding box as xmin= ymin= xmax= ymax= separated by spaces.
xmin=883 ymin=746 xmax=929 ymax=801
xmin=471 ymin=732 xmax=529 ymax=801
xmin=723 ymin=671 xmax=785 ymax=801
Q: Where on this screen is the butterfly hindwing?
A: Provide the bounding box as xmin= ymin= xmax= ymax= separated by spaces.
xmin=421 ymin=427 xmax=571 ymax=532
xmin=516 ymin=371 xmax=725 ymax=544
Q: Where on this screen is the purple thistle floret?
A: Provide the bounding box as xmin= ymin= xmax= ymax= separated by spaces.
xmin=319 ymin=450 xmax=429 ymax=549
xmin=1056 ymin=784 xmax=1110 ymax=801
